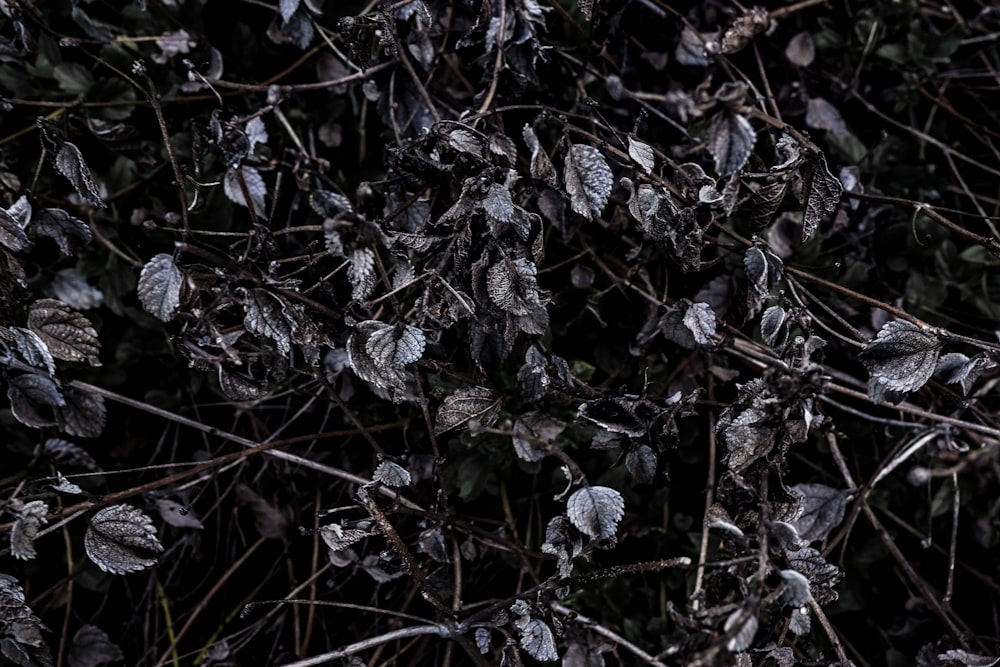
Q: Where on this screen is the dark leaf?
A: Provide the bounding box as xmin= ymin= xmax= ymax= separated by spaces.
xmin=761 ymin=305 xmax=789 ymax=348
xmin=71 ymin=6 xmax=114 ymax=42
xmin=218 ymin=367 xmax=269 ymax=401
xmin=934 ymin=352 xmax=997 ymax=395
xmin=724 ymin=609 xmax=758 ymax=652
xmin=795 ymin=152 xmax=842 ymax=241
xmin=57 ymin=386 xmax=106 ymax=438
xmin=319 ymin=523 xmax=369 ymax=552
xmin=54 ymin=142 xmax=105 ymax=207
xmin=517 ymin=344 xmax=549 ymax=403
xmin=235 ymin=484 xmax=292 ymax=540
xmin=785 ymin=31 xmax=815 ymax=66
xmin=42 ymin=438 xmax=101 ymax=471
xmin=512 ymin=411 xmax=564 ymax=462
xmin=31 ymin=208 xmax=92 ymax=255
xmin=513 ymin=615 xmax=559 ymax=662
xmin=223 ymin=166 xmax=267 ymax=217
xmin=27 ymin=299 xmax=101 ymax=365
xmin=0 ymin=575 xmax=52 ymax=667
xmin=626 ymin=444 xmax=657 ymax=485
xmin=0 ymin=195 xmax=30 ymax=251
xmin=683 ymin=302 xmax=717 ymax=346
xmin=564 ymin=143 xmax=613 ymax=220
xmin=567 ymin=485 xmax=625 ymax=539
xmin=749 ymin=177 xmax=789 ymax=229
xmin=791 ymin=483 xmax=848 ymax=543
xmin=806 ymin=97 xmax=848 ymax=137
xmin=138 ymin=254 xmax=183 ymax=322
xmin=84 ymin=504 xmax=164 ymax=574
xmin=50 ymin=269 xmax=103 ymax=310
xmin=745 ymin=246 xmax=784 ymax=298
xmin=279 ymin=0 xmax=301 ymax=24
xmin=8 ymin=327 xmax=55 ymax=374
xmin=433 ymin=386 xmax=501 ymax=435
xmin=67 ymin=624 xmax=124 ymax=667
xmin=523 ymin=124 xmax=557 ymax=186
xmin=720 ymin=406 xmax=774 ymax=471
xmin=243 ymin=289 xmax=294 ymax=354
xmin=707 ymin=111 xmax=755 ymax=177
xmin=577 ymin=396 xmax=648 ymax=438
xmin=937 ymin=650 xmax=1000 ymax=667
xmin=860 ymin=320 xmax=942 ymax=398
xmin=720 ymin=7 xmax=769 ymax=54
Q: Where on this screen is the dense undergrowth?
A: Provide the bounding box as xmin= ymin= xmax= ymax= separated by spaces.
xmin=1 ymin=0 xmax=999 ymax=665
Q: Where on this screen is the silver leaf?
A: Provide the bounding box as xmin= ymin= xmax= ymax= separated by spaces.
xmin=84 ymin=504 xmax=164 ymax=574
xmin=566 ymin=486 xmax=624 ymax=539
xmin=564 ymin=144 xmax=613 ymax=221
xmin=137 ymin=254 xmax=183 ymax=322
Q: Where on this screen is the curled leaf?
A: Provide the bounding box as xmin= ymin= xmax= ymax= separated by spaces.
xmin=566 ymin=485 xmax=625 ymax=539
xmin=564 ymin=143 xmax=613 ymax=220
xmin=84 ymin=504 xmax=164 ymax=574
xmin=11 ymin=500 xmax=49 ymax=560
xmin=54 ymin=142 xmax=106 ymax=207
xmin=707 ymin=111 xmax=755 ymax=177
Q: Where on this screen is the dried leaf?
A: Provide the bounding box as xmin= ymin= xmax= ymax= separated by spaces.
xmin=577 ymin=396 xmax=649 ymax=438
xmin=433 ymin=386 xmax=501 ymax=435
xmin=347 ymin=320 xmax=411 ymax=395
xmin=514 ymin=615 xmax=559 ymax=662
xmin=788 ymin=605 xmax=811 ymax=636
xmin=243 ymin=288 xmax=294 ymax=354
xmin=791 ymin=483 xmax=848 ymax=543
xmin=31 ymin=207 xmax=93 ymax=255
xmin=627 ymin=136 xmax=655 ymax=175
xmin=937 ymin=650 xmax=1000 ymax=666
xmin=796 ymin=152 xmax=842 ymax=242
xmin=785 ymin=31 xmax=815 ymax=67
xmin=779 ymin=569 xmax=812 ymax=606
xmin=564 ymin=143 xmax=613 ymax=220
xmin=483 ymin=182 xmax=514 ymax=224
xmin=745 ymin=246 xmax=784 ymax=298
xmin=860 ymin=320 xmax=942 ymax=398
xmin=84 ymin=504 xmax=164 ymax=574
xmin=720 ymin=7 xmax=769 ymax=55
xmin=707 ymin=111 xmax=755 ymax=177
xmin=373 ymin=460 xmax=411 ymax=487
xmin=11 ymin=500 xmax=48 ymax=560
xmin=223 ymin=166 xmax=267 ymax=217
xmin=218 ymin=366 xmax=269 ymax=401
xmin=310 ymin=189 xmax=354 ymax=218
xmin=154 ymin=499 xmax=204 ymax=530
xmin=42 ymin=438 xmax=101 ymax=471
xmin=523 ymin=124 xmax=557 ymax=186
xmin=934 ymin=352 xmax=997 ymax=395
xmin=319 ymin=523 xmax=369 ymax=551
xmin=720 ymin=406 xmax=774 ymax=471
xmin=54 ymin=142 xmax=106 ymax=207
xmin=749 ymin=177 xmax=789 ymax=229
xmin=57 ymin=386 xmax=106 ymax=438
xmin=512 ymin=411 xmax=564 ymax=462
xmin=67 ymin=624 xmax=124 ymax=667
xmin=50 ymin=268 xmax=103 ymax=310
xmin=626 ymin=444 xmax=657 ymax=485
xmin=0 ymin=196 xmax=30 ymax=251
xmin=517 ymin=344 xmax=550 ymax=403
xmin=366 ymin=322 xmax=425 ymax=366
xmin=347 ymin=247 xmax=377 ymax=301
xmin=138 ymin=254 xmax=183 ymax=322
xmin=724 ymin=609 xmax=758 ymax=652
xmin=8 ymin=373 xmax=63 ymax=428
xmin=761 ymin=305 xmax=789 ymax=348
xmin=682 ymin=302 xmax=716 ymax=346
xmin=447 ymin=128 xmax=483 ymax=157
xmin=235 ymin=484 xmax=291 ymax=540
xmin=0 ymin=575 xmax=53 ymax=666
xmin=567 ymin=485 xmax=624 ymax=539
xmin=9 ymin=327 xmax=56 ymax=374
xmin=27 ymin=299 xmax=101 ymax=366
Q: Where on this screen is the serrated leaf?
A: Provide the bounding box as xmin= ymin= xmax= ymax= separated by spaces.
xmin=224 ymin=166 xmax=267 ymax=217
xmin=9 ymin=327 xmax=56 ymax=374
xmin=347 ymin=247 xmax=377 ymax=301
xmin=937 ymin=650 xmax=1000 ymax=666
xmin=311 ymin=189 xmax=354 ymax=218
xmin=84 ymin=504 xmax=164 ymax=574
xmin=373 ymin=460 xmax=411 ymax=487
xmin=791 ymin=483 xmax=848 ymax=543
xmin=27 ymin=299 xmax=101 ymax=365
xmin=43 ymin=438 xmax=101 ymax=471
xmin=137 ymin=254 xmax=183 ymax=322
xmin=0 ymin=195 xmax=31 ymax=251
xmin=625 ymin=444 xmax=657 ymax=485
xmin=11 ymin=500 xmax=49 ymax=560
xmin=347 ymin=321 xmax=408 ymax=395
xmin=0 ymin=575 xmax=53 ymax=666
xmin=57 ymin=386 xmax=106 ymax=438
xmin=218 ymin=366 xmax=269 ymax=401
xmin=627 ymin=136 xmax=655 ymax=174
xmin=724 ymin=609 xmax=758 ymax=652
xmin=483 ymin=182 xmax=514 ymax=223
xmin=566 ymin=486 xmax=624 ymax=539
xmin=683 ymin=302 xmax=716 ymax=345
xmin=720 ymin=406 xmax=774 ymax=471
xmin=749 ymin=177 xmax=789 ymax=229
xmin=487 ymin=257 xmax=541 ymax=315
xmin=860 ymin=320 xmax=942 ymax=397
xmin=365 ymin=322 xmax=425 ymax=366
xmin=514 ymin=616 xmax=559 ymax=662
xmin=934 ymin=352 xmax=997 ymax=395
xmin=564 ymin=143 xmax=613 ymax=220
xmin=319 ymin=523 xmax=369 ymax=551
xmin=433 ymin=386 xmax=501 ymax=435
xmin=32 ymin=207 xmax=93 ymax=255
xmin=243 ymin=288 xmax=294 ymax=354
xmin=67 ymin=624 xmax=124 ymax=667
xmin=707 ymin=111 xmax=755 ymax=177
xmin=796 ymin=152 xmax=842 ymax=241
xmin=512 ymin=411 xmax=564 ymax=462
xmin=447 ymin=128 xmax=483 ymax=157
xmin=788 ymin=605 xmax=811 ymax=636
xmin=154 ymin=499 xmax=204 ymax=530
xmin=761 ymin=305 xmax=788 ymax=347
xmin=54 ymin=142 xmax=106 ymax=207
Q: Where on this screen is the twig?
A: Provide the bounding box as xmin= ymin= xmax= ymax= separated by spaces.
xmin=276 ymin=625 xmax=451 ymax=667
xmin=551 ymin=602 xmax=668 ymax=666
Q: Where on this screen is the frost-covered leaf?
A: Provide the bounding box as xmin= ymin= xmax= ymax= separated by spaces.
xmin=860 ymin=320 xmax=942 ymax=398
xmin=627 ymin=136 xmax=655 ymax=174
xmin=218 ymin=367 xmax=269 ymax=401
xmin=567 ymin=486 xmax=624 ymax=539
xmin=779 ymin=569 xmax=812 ymax=606
xmin=745 ymin=246 xmax=784 ymax=298
xmin=50 ymin=268 xmax=103 ymax=310
xmin=785 ymin=546 xmax=840 ymax=605
xmin=447 ymin=128 xmax=483 ymax=157
xmin=796 ymin=152 xmax=842 ymax=241
xmin=542 ymin=515 xmax=584 ymax=578
xmin=319 ymin=523 xmax=369 ymax=551
xmin=626 ymin=444 xmax=657 ymax=484
xmin=347 ymin=320 xmax=411 ymax=395
xmin=279 ymin=0 xmax=301 ymax=24
xmin=154 ymin=499 xmax=204 ymax=530
xmin=311 ymin=189 xmax=354 ymax=218
xmin=31 ymin=207 xmax=93 ymax=255
xmin=54 ymin=142 xmax=106 ymax=207
xmin=789 ymin=605 xmax=811 ymax=636
xmin=564 ymin=144 xmax=613 ymax=220
xmin=724 ymin=609 xmax=758 ymax=652
xmin=243 ymin=288 xmax=294 ymax=354
xmin=937 ymin=650 xmax=1000 ymax=666
xmin=705 ymin=504 xmax=744 ymax=537
xmin=514 ymin=616 xmax=559 ymax=662
xmin=8 ymin=327 xmax=55 ymax=374
xmin=523 ymin=124 xmax=557 ymax=185
xmin=785 ymin=31 xmax=815 ymax=66
xmin=707 ymin=112 xmax=755 ymax=177
xmin=347 ymin=247 xmax=377 ymax=301
xmin=27 ymin=299 xmax=101 ymax=365
xmin=434 ymin=386 xmax=501 ymax=435
xmin=138 ymin=254 xmax=183 ymax=322
xmin=373 ymin=460 xmax=411 ymax=487
xmin=67 ymin=624 xmax=124 ymax=667
xmin=934 ymin=352 xmax=997 ymax=395
xmin=0 ymin=575 xmax=53 ymax=666
xmin=0 ymin=196 xmax=30 ymax=251
xmin=366 ymin=322 xmax=425 ymax=366
xmin=683 ymin=302 xmax=716 ymax=345
xmin=749 ymin=177 xmax=789 ymax=229
xmin=43 ymin=438 xmax=101 ymax=471
xmin=52 ymin=473 xmax=84 ymax=495
xmin=11 ymin=500 xmax=48 ymax=560
xmin=224 ymin=166 xmax=267 ymax=217
xmin=483 ymin=182 xmax=514 ymax=223
xmin=57 ymin=386 xmax=106 ymax=439
xmin=475 ymin=627 xmax=490 ymax=654
xmin=84 ymin=504 xmax=164 ymax=574
xmin=791 ymin=483 xmax=848 ymax=543
xmin=720 ymin=406 xmax=774 ymax=471
xmin=512 ymin=411 xmax=564 ymax=462
xmin=761 ymin=305 xmax=789 ymax=348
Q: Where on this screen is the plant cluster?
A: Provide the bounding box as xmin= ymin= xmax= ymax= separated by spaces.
xmin=1 ymin=0 xmax=999 ymax=666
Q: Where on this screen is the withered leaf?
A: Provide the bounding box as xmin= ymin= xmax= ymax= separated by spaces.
xmin=373 ymin=460 xmax=411 ymax=487
xmin=720 ymin=6 xmax=769 ymax=54
xmin=564 ymin=143 xmax=613 ymax=220
xmin=223 ymin=166 xmax=267 ymax=217
xmin=626 ymin=444 xmax=657 ymax=485
xmin=796 ymin=152 xmax=842 ymax=241
xmin=790 ymin=483 xmax=848 ymax=543
xmin=8 ymin=327 xmax=55 ymax=375
xmin=483 ymin=182 xmax=514 ymax=224
xmin=934 ymin=352 xmax=997 ymax=395
xmin=627 ymin=136 xmax=655 ymax=174
xmin=682 ymin=302 xmax=717 ymax=346
xmin=43 ymin=437 xmax=101 ymax=471
xmin=0 ymin=195 xmax=30 ymax=251
xmin=523 ymin=124 xmax=557 ymax=186
xmin=27 ymin=299 xmax=101 ymax=366
xmin=347 ymin=247 xmax=377 ymax=301
xmin=11 ymin=500 xmax=49 ymax=560
xmin=512 ymin=411 xmax=564 ymax=462
xmin=514 ymin=615 xmax=559 ymax=662
xmin=433 ymin=386 xmax=501 ymax=435
xmin=243 ymin=288 xmax=294 ymax=354
xmin=517 ymin=344 xmax=549 ymax=403
xmin=32 ymin=207 xmax=93 ymax=255
xmin=760 ymin=305 xmax=789 ymax=348
xmin=54 ymin=142 xmax=106 ymax=207
xmin=860 ymin=320 xmax=942 ymax=398
xmin=366 ymin=322 xmax=425 ymax=367
xmin=84 ymin=504 xmax=164 ymax=574
xmin=749 ymin=177 xmax=789 ymax=229
xmin=57 ymin=385 xmax=106 ymax=438
xmin=745 ymin=246 xmax=784 ymax=298
xmin=567 ymin=485 xmax=625 ymax=539
xmin=707 ymin=111 xmax=755 ymax=177
xmin=67 ymin=624 xmax=125 ymax=667
xmin=137 ymin=254 xmax=183 ymax=322
xmin=8 ymin=373 xmax=64 ymax=429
